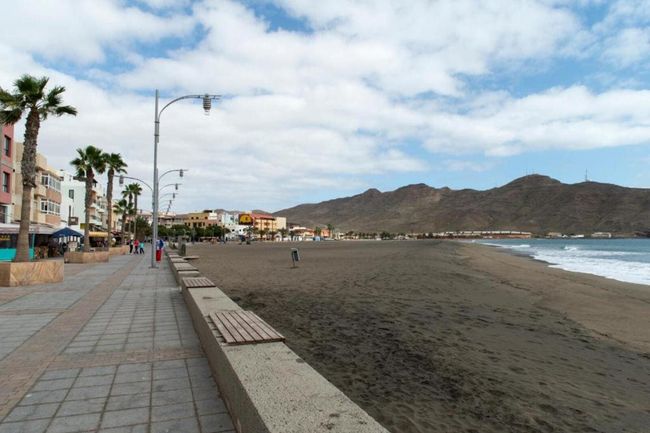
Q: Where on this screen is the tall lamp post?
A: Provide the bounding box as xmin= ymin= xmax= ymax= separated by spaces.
xmin=153 ymin=90 xmax=221 ymax=268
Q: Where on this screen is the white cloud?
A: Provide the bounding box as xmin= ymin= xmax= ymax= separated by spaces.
xmin=1 ymin=0 xmax=195 ymax=64
xmin=1 ymin=0 xmax=649 ymax=211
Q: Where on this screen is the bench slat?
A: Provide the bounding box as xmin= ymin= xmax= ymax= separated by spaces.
xmin=210 ymin=310 xmax=285 ymax=345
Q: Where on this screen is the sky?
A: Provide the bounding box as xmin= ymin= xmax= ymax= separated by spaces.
xmin=1 ymin=0 xmax=649 ymax=212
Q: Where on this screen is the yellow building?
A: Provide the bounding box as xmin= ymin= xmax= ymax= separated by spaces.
xmin=13 ymin=142 xmax=62 ymax=228
xmin=184 ymin=211 xmax=220 ymax=229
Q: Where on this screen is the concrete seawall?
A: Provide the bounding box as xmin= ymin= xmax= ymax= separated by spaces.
xmin=168 ymin=251 xmax=390 ymax=433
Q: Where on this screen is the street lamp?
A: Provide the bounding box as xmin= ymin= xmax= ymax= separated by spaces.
xmin=153 ymin=90 xmax=219 ymax=268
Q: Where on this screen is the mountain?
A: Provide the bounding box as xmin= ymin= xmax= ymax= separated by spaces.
xmin=274 ymin=175 xmax=650 ymax=234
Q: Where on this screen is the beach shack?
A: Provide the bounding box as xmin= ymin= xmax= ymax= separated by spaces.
xmin=0 ymin=223 xmax=55 ymax=261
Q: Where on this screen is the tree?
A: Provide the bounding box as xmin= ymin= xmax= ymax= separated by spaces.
xmin=71 ymin=145 xmax=106 ymax=252
xmin=122 ymin=183 xmax=142 ymax=240
xmin=314 ymin=227 xmax=322 ymax=237
xmin=326 ymin=223 xmax=334 ymax=239
xmin=103 ymin=153 xmax=127 ymax=246
xmin=279 ymin=228 xmax=288 ymax=240
xmin=113 ymin=199 xmax=132 ymax=245
xmin=0 ymin=75 xmax=77 ymax=261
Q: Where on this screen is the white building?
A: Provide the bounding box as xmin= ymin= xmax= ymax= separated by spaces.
xmin=59 ymin=170 xmax=109 ymax=231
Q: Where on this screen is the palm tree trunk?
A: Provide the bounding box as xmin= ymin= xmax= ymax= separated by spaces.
xmin=121 ymin=213 xmax=127 ymax=245
xmin=133 ymin=196 xmax=138 ymax=240
xmin=83 ymin=176 xmax=93 ymax=252
xmin=14 ymin=108 xmax=40 ymax=262
xmin=15 ymin=186 xmax=33 ymax=261
xmin=106 ymin=170 xmax=113 ymax=248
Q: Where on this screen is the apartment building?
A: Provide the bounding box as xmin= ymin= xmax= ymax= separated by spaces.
xmin=184 ymin=210 xmax=220 ymax=229
xmin=59 ymin=170 xmax=108 ymax=231
xmin=251 ymin=213 xmax=286 ymax=233
xmin=13 ymin=142 xmax=62 ymax=228
xmin=0 ymin=124 xmax=14 ymax=223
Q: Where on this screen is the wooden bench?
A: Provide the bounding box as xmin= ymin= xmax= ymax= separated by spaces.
xmin=182 ymin=277 xmax=216 ymax=292
xmin=209 ymin=310 xmax=285 ymax=345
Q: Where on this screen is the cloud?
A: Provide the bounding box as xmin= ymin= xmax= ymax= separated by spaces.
xmin=1 ymin=0 xmax=195 ymax=64
xmin=1 ymin=0 xmax=649 ymax=212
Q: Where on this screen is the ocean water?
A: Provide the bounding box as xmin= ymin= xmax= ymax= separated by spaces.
xmin=476 ymin=238 xmax=650 ymax=286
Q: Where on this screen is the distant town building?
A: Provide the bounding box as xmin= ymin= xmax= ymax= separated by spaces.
xmin=13 ymin=142 xmax=62 ymax=228
xmin=59 ymin=170 xmax=109 ymax=231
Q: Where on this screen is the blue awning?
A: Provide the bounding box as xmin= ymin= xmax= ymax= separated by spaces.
xmin=51 ymin=227 xmax=83 ymax=238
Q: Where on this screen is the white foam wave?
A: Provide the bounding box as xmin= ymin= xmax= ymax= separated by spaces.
xmin=533 ymin=251 xmax=650 ymax=286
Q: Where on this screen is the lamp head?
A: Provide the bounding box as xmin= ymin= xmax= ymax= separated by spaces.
xmin=179 ymin=169 xmax=184 ymax=178
xmin=119 ymin=175 xmax=124 ymax=185
xmin=202 ymin=94 xmax=211 ymax=115
xmin=175 ymin=183 xmax=179 ymax=190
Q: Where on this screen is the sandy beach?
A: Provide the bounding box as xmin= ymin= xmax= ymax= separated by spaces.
xmin=189 ymin=240 xmax=650 ymax=433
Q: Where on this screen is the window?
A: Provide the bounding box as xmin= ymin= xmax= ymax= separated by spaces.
xmin=69 ymin=189 xmax=74 ymax=199
xmin=40 ymin=173 xmax=61 ymax=192
xmin=3 ymin=135 xmax=10 ymax=157
xmin=2 ymin=172 xmax=8 ymax=193
xmin=40 ymin=199 xmax=48 ymax=213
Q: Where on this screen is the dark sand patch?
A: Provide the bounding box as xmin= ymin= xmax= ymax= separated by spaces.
xmin=190 ymin=240 xmax=650 ymax=433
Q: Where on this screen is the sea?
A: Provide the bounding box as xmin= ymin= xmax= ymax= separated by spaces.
xmin=476 ymin=238 xmax=650 ymax=286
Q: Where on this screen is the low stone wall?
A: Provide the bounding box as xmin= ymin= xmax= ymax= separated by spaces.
xmin=0 ymin=260 xmax=64 ymax=287
xmin=109 ymin=246 xmax=129 ymax=256
xmin=64 ymin=251 xmax=110 ymax=263
xmin=172 ymin=252 xmax=389 ymax=433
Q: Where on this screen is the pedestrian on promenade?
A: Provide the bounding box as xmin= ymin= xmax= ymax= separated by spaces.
xmin=134 ymin=239 xmax=140 ymax=254
xmin=128 ymin=239 xmax=133 ymax=254
xmin=139 ymin=241 xmax=145 ymax=254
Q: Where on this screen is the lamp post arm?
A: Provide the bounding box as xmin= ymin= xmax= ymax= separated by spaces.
xmin=120 ymin=175 xmax=153 ymax=191
xmin=159 ymin=169 xmax=188 ymax=181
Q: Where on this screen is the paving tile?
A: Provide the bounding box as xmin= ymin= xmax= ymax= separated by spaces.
xmin=98 ymin=424 xmax=147 ymax=433
xmin=152 ymin=368 xmax=187 ymax=380
xmin=152 ymin=389 xmax=193 ymax=406
xmin=152 ymin=377 xmax=190 ymax=392
xmin=20 ymin=390 xmax=68 ymax=405
xmin=114 ymin=371 xmax=150 ymax=384
xmin=40 ymin=369 xmax=80 ymax=381
xmin=151 ymin=402 xmax=195 ymax=422
xmin=194 ymin=398 xmax=228 ymax=416
xmin=200 ymin=413 xmax=235 ymax=433
xmin=46 ymin=413 xmax=101 ymax=433
xmin=105 ymin=394 xmax=150 ymax=411
xmin=74 ymin=374 xmax=114 ymax=388
xmin=116 ymin=363 xmax=150 ymax=374
xmin=79 ymin=366 xmax=117 ymax=377
xmin=57 ymin=397 xmax=106 ymax=417
xmin=100 ymin=408 xmax=149 ymax=429
xmin=31 ymin=378 xmax=76 ymax=392
xmin=0 ymin=418 xmax=50 ymax=433
xmin=151 ymin=417 xmax=200 ymax=433
xmin=153 ymin=360 xmax=185 ymax=370
xmin=110 ymin=381 xmax=150 ymax=396
xmin=4 ymin=403 xmax=59 ymax=422
xmin=66 ymin=385 xmax=111 ymax=401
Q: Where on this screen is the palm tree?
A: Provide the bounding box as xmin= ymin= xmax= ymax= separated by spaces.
xmin=103 ymin=153 xmax=127 ymax=247
xmin=122 ymin=183 xmax=142 ymax=240
xmin=121 ymin=183 xmax=137 ymax=240
xmin=0 ymin=75 xmax=77 ymax=262
xmin=113 ymin=199 xmax=132 ymax=245
xmin=71 ymin=146 xmax=106 ymax=252
xmin=326 ymin=223 xmax=334 ymax=239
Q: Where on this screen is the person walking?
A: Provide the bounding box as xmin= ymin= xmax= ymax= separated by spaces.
xmin=139 ymin=240 xmax=145 ymax=255
xmin=128 ymin=239 xmax=133 ymax=254
xmin=133 ymin=239 xmax=140 ymax=254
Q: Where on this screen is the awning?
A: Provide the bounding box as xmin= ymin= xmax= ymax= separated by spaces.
xmin=51 ymin=227 xmax=83 ymax=238
xmin=89 ymin=231 xmax=108 ymax=238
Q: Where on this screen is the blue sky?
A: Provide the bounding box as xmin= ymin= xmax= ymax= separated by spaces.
xmin=1 ymin=0 xmax=649 ymax=211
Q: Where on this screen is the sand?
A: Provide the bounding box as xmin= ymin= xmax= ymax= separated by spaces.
xmin=189 ymin=240 xmax=650 ymax=433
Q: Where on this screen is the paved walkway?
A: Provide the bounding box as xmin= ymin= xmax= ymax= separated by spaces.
xmin=0 ymin=255 xmax=234 ymax=433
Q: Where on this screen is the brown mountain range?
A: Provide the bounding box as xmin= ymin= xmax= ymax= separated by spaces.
xmin=274 ymin=175 xmax=650 ymax=235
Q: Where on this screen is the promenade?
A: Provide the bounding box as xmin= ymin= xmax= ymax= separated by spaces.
xmin=0 ymin=254 xmax=234 ymax=433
